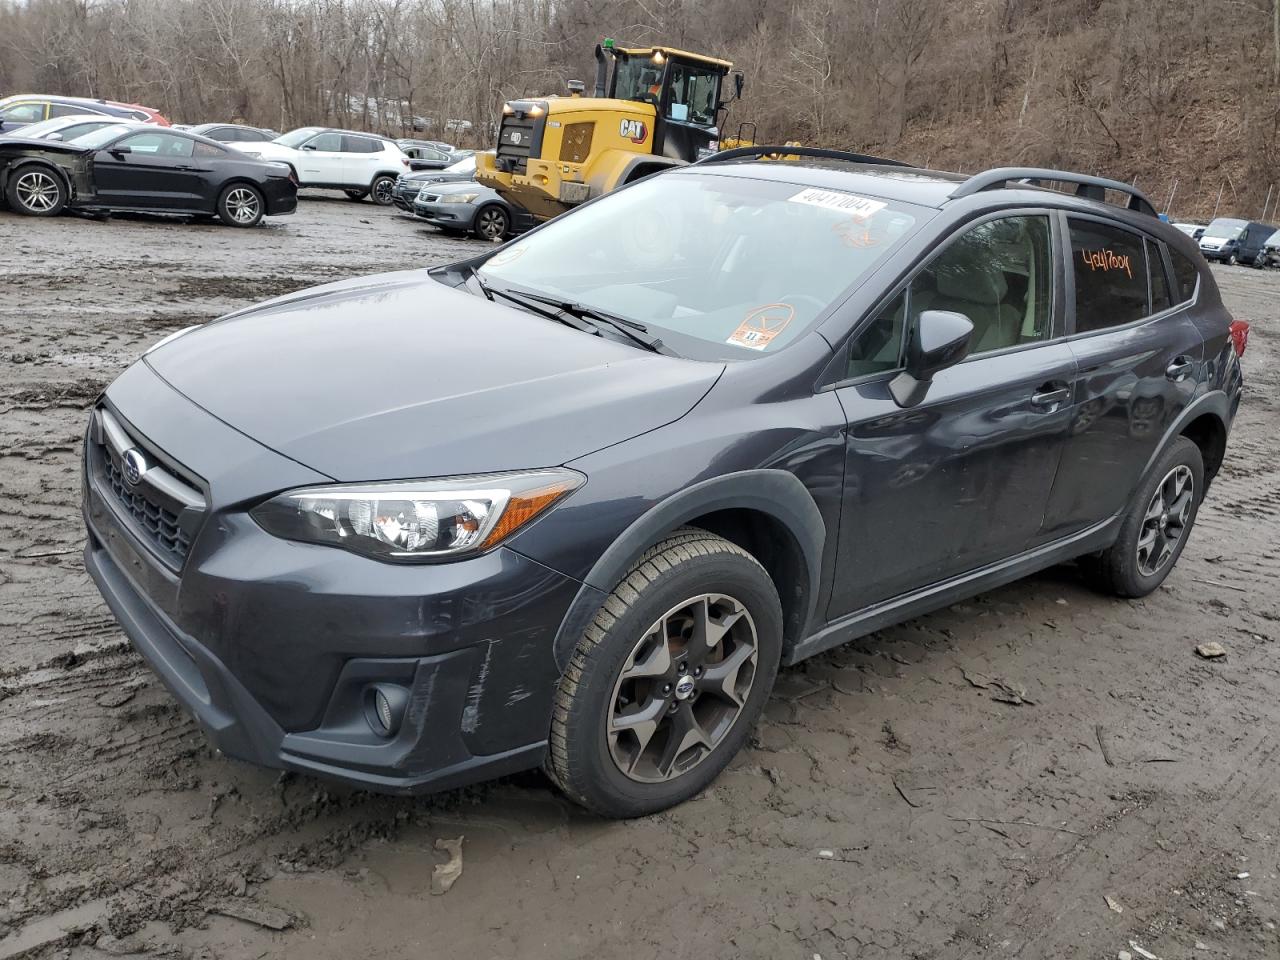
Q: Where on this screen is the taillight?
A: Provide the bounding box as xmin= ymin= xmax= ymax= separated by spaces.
xmin=1229 ymin=319 xmax=1250 ymax=357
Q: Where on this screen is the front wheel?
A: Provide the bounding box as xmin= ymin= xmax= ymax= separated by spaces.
xmin=344 ymin=189 xmax=368 ymax=201
xmin=548 ymin=528 xmax=782 ymax=818
xmin=6 ymin=165 xmax=67 ymax=216
xmin=473 ymin=203 xmax=509 ymax=241
xmin=217 ymin=183 xmax=264 ymax=227
xmin=1227 ymin=253 xmax=1238 ymax=266
xmin=1083 ymin=436 xmax=1204 ymax=598
xmin=370 ymin=175 xmax=396 ymax=206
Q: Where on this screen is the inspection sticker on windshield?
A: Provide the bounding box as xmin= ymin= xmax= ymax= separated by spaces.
xmin=789 ymin=187 xmax=886 ymax=218
xmin=727 ymin=303 xmax=795 ymax=351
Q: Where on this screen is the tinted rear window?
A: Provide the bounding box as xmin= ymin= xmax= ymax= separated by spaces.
xmin=1069 ymin=219 xmax=1149 ymax=332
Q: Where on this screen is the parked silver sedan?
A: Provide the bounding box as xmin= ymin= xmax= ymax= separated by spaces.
xmin=411 ymin=180 xmax=531 ymax=240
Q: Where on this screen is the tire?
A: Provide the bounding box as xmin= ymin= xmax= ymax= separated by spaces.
xmin=370 ymin=175 xmax=396 ymax=206
xmin=473 ymin=203 xmax=509 ymax=241
xmin=1083 ymin=436 xmax=1204 ymax=598
xmin=216 ymin=183 xmax=264 ymax=227
xmin=547 ymin=528 xmax=783 ymax=818
xmin=1227 ymin=253 xmax=1238 ymax=266
xmin=344 ymin=189 xmax=368 ymax=201
xmin=6 ymin=164 xmax=67 ymax=216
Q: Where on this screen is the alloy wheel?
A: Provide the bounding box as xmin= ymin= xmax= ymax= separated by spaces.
xmin=1136 ymin=464 xmax=1194 ymax=577
xmin=373 ymin=178 xmax=394 ymax=204
xmin=607 ymin=593 xmax=758 ymax=783
xmin=225 ymin=188 xmax=260 ymax=224
xmin=477 ymin=206 xmax=507 ymax=240
xmin=16 ymin=171 xmax=59 ymax=212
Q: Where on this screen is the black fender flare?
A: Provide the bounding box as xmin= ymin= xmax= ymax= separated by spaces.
xmin=1137 ymin=389 xmax=1231 ymax=492
xmin=550 ymin=469 xmax=826 ymax=671
xmin=617 ymin=154 xmax=682 ymax=185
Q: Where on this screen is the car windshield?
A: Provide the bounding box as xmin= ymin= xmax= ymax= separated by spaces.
xmin=1204 ymin=217 xmax=1246 ymax=239
xmin=445 ymin=155 xmax=475 ymax=174
xmin=67 ymin=124 xmax=132 ymax=148
xmin=274 ymin=127 xmax=322 ymax=148
xmin=479 ymin=172 xmax=920 ymax=358
xmin=1267 ymin=229 xmax=1280 ymax=247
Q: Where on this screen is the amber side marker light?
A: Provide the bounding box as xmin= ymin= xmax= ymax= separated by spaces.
xmin=481 ymin=476 xmax=581 ymax=549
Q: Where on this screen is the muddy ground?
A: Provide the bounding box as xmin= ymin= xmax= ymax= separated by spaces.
xmin=1 ymin=195 xmax=1278 ymax=960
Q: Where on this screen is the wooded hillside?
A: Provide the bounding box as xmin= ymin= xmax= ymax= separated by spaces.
xmin=2 ymin=0 xmax=1276 ymax=220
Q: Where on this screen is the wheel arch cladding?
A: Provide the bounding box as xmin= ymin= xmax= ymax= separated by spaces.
xmin=550 ymin=469 xmax=825 ymax=672
xmin=10 ymin=158 xmax=71 ymax=192
xmin=1140 ymin=390 xmax=1231 ymax=494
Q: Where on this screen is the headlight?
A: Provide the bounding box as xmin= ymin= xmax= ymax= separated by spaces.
xmin=438 ymin=193 xmax=479 ymax=204
xmin=251 ymin=469 xmax=584 ymax=562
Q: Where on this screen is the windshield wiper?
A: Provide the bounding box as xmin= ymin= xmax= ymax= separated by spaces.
xmin=465 ymin=264 xmax=493 ymax=301
xmin=510 ymin=292 xmax=673 ymax=355
xmin=485 ymin=284 xmax=596 ymax=332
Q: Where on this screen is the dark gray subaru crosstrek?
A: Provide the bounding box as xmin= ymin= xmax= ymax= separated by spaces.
xmin=83 ymin=147 xmax=1244 ymax=818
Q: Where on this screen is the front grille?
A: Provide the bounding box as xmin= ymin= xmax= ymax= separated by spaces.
xmin=104 ymin=458 xmax=192 ymax=561
xmin=90 ymin=407 xmax=206 ymax=571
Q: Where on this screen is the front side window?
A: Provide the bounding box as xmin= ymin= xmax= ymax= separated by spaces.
xmin=666 ymin=62 xmax=719 ymax=126
xmin=910 ymin=215 xmax=1053 ymax=355
xmin=1068 ymin=219 xmax=1150 ymax=332
xmin=480 ymin=173 xmax=919 ymax=359
xmin=60 ymin=121 xmax=114 ymax=141
xmin=117 ymin=132 xmax=195 ymax=158
xmin=307 ymin=132 xmax=344 ymax=151
xmin=613 ymin=55 xmax=665 ymax=106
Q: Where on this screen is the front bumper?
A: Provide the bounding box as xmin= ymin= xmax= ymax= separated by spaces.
xmin=82 ymin=364 xmax=581 ymax=793
xmin=412 ymin=198 xmax=477 ymax=230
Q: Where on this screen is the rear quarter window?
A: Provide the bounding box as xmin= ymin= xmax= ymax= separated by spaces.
xmin=1169 ymin=248 xmax=1199 ymax=304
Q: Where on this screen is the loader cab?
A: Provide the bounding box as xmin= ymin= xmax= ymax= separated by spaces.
xmin=607 ymin=44 xmax=732 ymax=163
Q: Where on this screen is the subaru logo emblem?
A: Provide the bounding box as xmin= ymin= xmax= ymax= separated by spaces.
xmin=122 ymin=448 xmax=147 ymax=486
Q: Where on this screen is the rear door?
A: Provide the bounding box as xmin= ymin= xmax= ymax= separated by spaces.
xmin=828 ymin=211 xmax=1078 ymax=617
xmin=1039 ymin=215 xmax=1204 ymax=539
xmin=341 ymin=134 xmax=384 ymax=185
xmin=92 ymin=131 xmax=203 ymax=209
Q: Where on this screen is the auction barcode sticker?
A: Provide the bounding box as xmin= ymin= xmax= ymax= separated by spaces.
xmin=789 ymin=187 xmax=886 ymax=218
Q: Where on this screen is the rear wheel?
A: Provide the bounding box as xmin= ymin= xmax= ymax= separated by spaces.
xmin=370 ymin=175 xmax=396 ymax=206
xmin=473 ymin=203 xmax=509 ymax=241
xmin=1083 ymin=436 xmax=1203 ymax=598
xmin=217 ymin=183 xmax=264 ymax=227
xmin=6 ymin=165 xmax=67 ymax=216
xmin=344 ymin=189 xmax=368 ymax=201
xmin=548 ymin=528 xmax=782 ymax=818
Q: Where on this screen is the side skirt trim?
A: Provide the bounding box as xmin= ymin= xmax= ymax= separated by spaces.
xmin=784 ymin=515 xmax=1119 ymax=665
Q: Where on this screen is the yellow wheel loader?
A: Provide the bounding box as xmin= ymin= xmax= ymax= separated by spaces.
xmin=475 ymin=38 xmax=743 ymax=222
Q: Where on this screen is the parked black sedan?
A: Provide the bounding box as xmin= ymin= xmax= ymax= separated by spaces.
xmin=0 ymin=124 xmax=296 ymax=226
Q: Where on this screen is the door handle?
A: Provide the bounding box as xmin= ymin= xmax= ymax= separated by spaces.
xmin=1166 ymin=356 xmax=1194 ymax=381
xmin=1030 ymin=383 xmax=1071 ymax=411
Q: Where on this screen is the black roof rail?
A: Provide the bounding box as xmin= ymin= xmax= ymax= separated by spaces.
xmin=698 ymin=145 xmax=914 ymax=168
xmin=951 ymin=167 xmax=1158 ymax=217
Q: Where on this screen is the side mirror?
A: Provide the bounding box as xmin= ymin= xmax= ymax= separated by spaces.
xmin=889 ymin=309 xmax=973 ymax=408
xmin=733 ymin=72 xmax=744 ymax=100
xmin=109 ymin=145 xmax=132 ymax=156
xmin=46 ymin=132 xmax=64 ymax=141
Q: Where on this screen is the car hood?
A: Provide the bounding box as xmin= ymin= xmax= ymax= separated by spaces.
xmin=0 ymin=137 xmax=90 ymax=155
xmin=144 ymin=270 xmax=723 ymax=482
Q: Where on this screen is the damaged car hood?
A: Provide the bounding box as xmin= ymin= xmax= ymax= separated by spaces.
xmin=144 ymin=271 xmax=723 ymax=481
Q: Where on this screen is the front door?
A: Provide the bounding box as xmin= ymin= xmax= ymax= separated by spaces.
xmin=297 ymin=131 xmax=347 ymax=184
xmin=829 ymin=212 xmax=1076 ymax=618
xmin=1040 ymin=216 xmax=1204 ymax=538
xmin=93 ymin=131 xmax=202 ymax=209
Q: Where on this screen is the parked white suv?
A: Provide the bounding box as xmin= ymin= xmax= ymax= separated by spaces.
xmin=238 ymin=127 xmax=410 ymax=204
